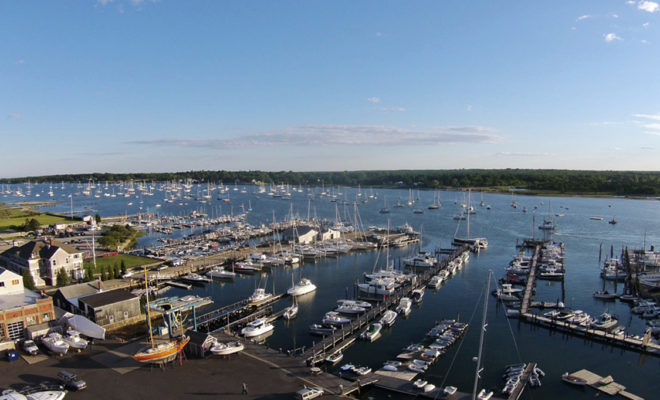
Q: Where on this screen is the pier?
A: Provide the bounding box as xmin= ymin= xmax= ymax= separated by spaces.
xmin=192 ymin=293 xmax=285 ymax=332
xmin=520 ymin=245 xmax=540 ymax=314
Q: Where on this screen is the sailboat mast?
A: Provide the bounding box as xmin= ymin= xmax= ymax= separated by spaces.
xmin=144 ymin=267 xmax=155 ymax=348
xmin=472 ymin=270 xmax=492 ymax=400
xmin=466 ymin=189 xmax=471 ymax=239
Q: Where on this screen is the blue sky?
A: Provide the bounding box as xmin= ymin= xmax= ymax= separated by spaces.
xmin=2 ymin=1 xmax=660 ymax=178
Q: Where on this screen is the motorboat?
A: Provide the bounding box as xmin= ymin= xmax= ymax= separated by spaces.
xmin=133 ymin=335 xmax=190 ymax=363
xmin=443 ymin=386 xmax=458 ymax=396
xmin=241 ymin=318 xmax=274 ymax=338
xmin=337 ymin=299 xmax=372 ymax=309
xmin=379 ymin=310 xmax=397 ymax=327
xmin=309 ymin=324 xmax=337 ymax=336
xmin=357 ymin=278 xmax=396 ymax=296
xmin=248 ymin=288 xmax=273 ymax=306
xmin=22 ymin=386 xmax=66 ymax=400
xmin=360 ymin=322 xmax=382 ymax=342
xmin=411 ymin=288 xmax=424 ymax=303
xmin=591 ymin=313 xmax=618 ymax=330
xmin=561 ymin=372 xmax=588 ymax=386
xmin=41 ymin=333 xmax=69 ymax=356
xmin=477 ymin=389 xmax=494 ymax=400
xmin=413 ymin=379 xmax=428 ymax=389
xmin=396 ymin=297 xmax=412 ymax=316
xmin=325 ymin=351 xmax=343 ymax=364
xmin=593 ymin=290 xmax=619 ymax=300
xmin=335 ymin=303 xmax=367 ymax=314
xmin=210 ymin=340 xmax=244 ymax=356
xmin=62 ymin=330 xmax=88 ymax=350
xmin=179 ymin=272 xmax=211 ymax=284
xmin=0 ymin=390 xmax=28 ymax=400
xmin=352 ymin=366 xmax=372 ymax=376
xmin=427 ymin=275 xmax=442 ymax=289
xmin=322 ymin=311 xmax=351 ymax=326
xmin=206 ymin=266 xmax=236 ymax=279
xmin=403 ymin=251 xmax=435 ymax=268
xmin=287 ymin=278 xmax=317 ymax=297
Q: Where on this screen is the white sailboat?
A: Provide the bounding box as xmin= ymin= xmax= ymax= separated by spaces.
xmin=453 ymin=189 xmax=488 ymax=251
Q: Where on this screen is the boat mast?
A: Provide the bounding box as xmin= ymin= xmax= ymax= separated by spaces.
xmin=466 ymin=189 xmax=471 ymax=239
xmin=143 ymin=267 xmax=155 ymax=348
xmin=472 ymin=269 xmax=492 ymax=400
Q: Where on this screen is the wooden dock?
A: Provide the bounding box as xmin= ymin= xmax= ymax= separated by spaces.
xmin=192 ymin=293 xmax=285 ymax=331
xmin=506 ymin=362 xmax=535 ymax=400
xmin=568 ymin=369 xmax=645 ymax=400
xmin=519 ymin=245 xmax=540 ymax=314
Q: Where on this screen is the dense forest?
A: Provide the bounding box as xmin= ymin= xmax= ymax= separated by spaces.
xmin=2 ymin=169 xmax=660 ymax=196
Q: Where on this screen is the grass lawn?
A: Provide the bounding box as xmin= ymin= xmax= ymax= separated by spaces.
xmin=0 ymin=204 xmax=74 ymax=230
xmin=83 ymin=254 xmax=156 ymax=271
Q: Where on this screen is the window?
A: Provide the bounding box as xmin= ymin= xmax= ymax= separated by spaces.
xmin=12 ymin=279 xmax=19 ymax=285
xmin=0 ymin=282 xmax=4 ymax=287
xmin=26 ymin=315 xmax=36 ymax=325
xmin=43 ymin=313 xmax=50 ymax=322
xmin=52 ymin=260 xmax=57 ymax=266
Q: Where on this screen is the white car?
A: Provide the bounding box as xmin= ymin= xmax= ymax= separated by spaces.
xmin=295 ymin=386 xmax=324 ymax=400
xmin=22 ymin=339 xmax=39 ymax=355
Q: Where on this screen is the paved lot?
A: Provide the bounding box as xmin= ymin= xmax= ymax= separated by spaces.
xmin=1 ymin=340 xmax=346 ymax=400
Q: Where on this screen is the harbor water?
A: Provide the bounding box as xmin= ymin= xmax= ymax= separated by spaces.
xmin=4 ymin=183 xmax=660 ymax=399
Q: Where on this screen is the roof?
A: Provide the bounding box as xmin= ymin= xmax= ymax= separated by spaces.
xmin=56 ymin=282 xmax=101 ymax=301
xmin=0 ymin=288 xmax=42 ymax=310
xmin=1 ymin=239 xmax=81 ymax=261
xmin=79 ymin=289 xmax=137 ymax=308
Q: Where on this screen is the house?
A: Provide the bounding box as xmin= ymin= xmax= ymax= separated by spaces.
xmin=0 ymin=238 xmax=84 ymax=286
xmin=52 ymin=281 xmax=103 ymax=314
xmin=281 ymin=226 xmax=318 ymax=244
xmin=319 ymin=228 xmax=341 ymax=241
xmin=185 ymin=330 xmax=217 ymax=358
xmin=0 ymin=267 xmax=55 ymax=341
xmin=78 ymin=290 xmax=140 ymax=328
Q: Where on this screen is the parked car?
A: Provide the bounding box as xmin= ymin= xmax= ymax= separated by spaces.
xmin=22 ymin=339 xmax=39 ymax=355
xmin=295 ymin=386 xmax=324 ymax=400
xmin=57 ymin=370 xmax=87 ymax=391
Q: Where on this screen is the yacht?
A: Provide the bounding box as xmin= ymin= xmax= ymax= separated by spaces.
xmin=337 ymin=299 xmax=372 ymax=309
xmin=248 ymin=288 xmax=273 ymax=306
xmin=41 ymin=333 xmax=69 ymax=356
xmin=396 ymin=297 xmax=412 ymax=316
xmin=179 ymin=273 xmax=211 ymax=284
xmin=335 ymin=303 xmax=367 ymax=314
xmin=403 ymin=250 xmax=435 ymax=268
xmin=427 ymin=275 xmax=442 ymax=289
xmin=358 ymin=278 xmax=396 ymax=297
xmin=360 ymin=322 xmax=383 ymax=342
xmin=322 ymin=311 xmax=351 ymax=326
xmin=241 ymin=317 xmax=274 ymax=338
xmin=411 ymin=288 xmax=424 ymax=303
xmin=206 ymin=266 xmax=236 ymax=279
xmin=590 ymin=313 xmax=618 ymax=330
xmin=287 ymin=278 xmax=317 ymax=297
xmin=309 ymin=324 xmax=337 ymax=336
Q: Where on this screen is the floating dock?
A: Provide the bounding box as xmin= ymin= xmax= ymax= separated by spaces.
xmin=567 ymin=369 xmax=644 ymax=400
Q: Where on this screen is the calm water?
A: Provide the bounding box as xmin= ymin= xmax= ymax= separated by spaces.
xmin=4 ymin=183 xmax=660 ymax=399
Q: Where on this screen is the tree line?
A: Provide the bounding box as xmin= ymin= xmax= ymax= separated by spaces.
xmin=2 ymin=169 xmax=660 ymax=196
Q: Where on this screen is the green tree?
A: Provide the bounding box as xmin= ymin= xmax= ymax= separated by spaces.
xmin=95 ymin=213 xmax=102 ymax=225
xmin=101 ymin=266 xmax=108 ymax=281
xmin=23 ymin=218 xmax=41 ymax=232
xmin=120 ymin=260 xmax=127 ymax=276
xmin=22 ymin=268 xmax=36 ymax=290
xmin=84 ymin=266 xmax=94 ymax=282
xmin=56 ymin=268 xmax=70 ymax=287
xmin=113 ymin=262 xmax=121 ymax=279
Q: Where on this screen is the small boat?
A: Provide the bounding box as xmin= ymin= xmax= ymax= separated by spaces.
xmin=241 ymin=317 xmax=274 ymax=338
xmin=22 ymin=386 xmax=67 ymax=400
xmin=443 ymin=386 xmax=458 ymax=396
xmin=133 ymin=336 xmax=190 ymax=363
xmin=593 ymin=290 xmax=619 ymax=300
xmin=360 ymin=322 xmax=383 ymax=342
xmin=325 ymin=351 xmax=343 ymax=364
xmin=427 ymin=275 xmax=442 ymax=289
xmin=561 ymin=372 xmax=588 ymax=386
xmin=309 ymin=324 xmax=337 ymax=336
xmin=337 ymin=299 xmax=372 ymax=309
xmin=62 ymin=330 xmax=88 ymax=350
xmin=335 ymin=303 xmax=367 ymax=314
xmin=477 ymin=389 xmax=494 ymax=400
xmin=0 ymin=390 xmax=28 ymax=400
xmin=396 ymin=297 xmax=412 ymax=316
xmin=352 ymin=366 xmax=372 ymax=376
xmin=413 ymin=379 xmax=428 ymax=389
xmin=179 ymin=273 xmax=211 ymax=284
xmin=379 ymin=310 xmax=397 ymax=327
xmin=340 ymin=363 xmax=356 ymax=372
xmin=411 ymin=288 xmax=424 ymax=303
xmin=210 ymin=341 xmax=244 ymax=356
xmin=590 ymin=216 xmax=604 ymax=221
xmin=41 ymin=333 xmax=69 ymax=356
xmin=283 ymin=301 xmax=299 ymax=320
xmin=322 ymin=311 xmax=351 ymax=326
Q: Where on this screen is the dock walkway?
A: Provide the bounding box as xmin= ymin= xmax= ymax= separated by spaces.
xmin=568 ymin=369 xmax=644 ymax=400
xmin=520 ymin=245 xmax=540 ymax=314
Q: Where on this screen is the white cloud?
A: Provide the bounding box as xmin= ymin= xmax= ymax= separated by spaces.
xmin=644 ymin=123 xmax=660 ymax=131
xmin=641 ymin=146 xmax=655 ymax=150
xmin=626 ymin=0 xmax=636 ymax=4
xmin=638 ymin=1 xmax=660 ymax=12
xmin=466 ymin=105 xmax=473 ymax=112
xmin=611 ymin=13 xmax=619 ymax=18
xmin=634 ymin=113 xmax=660 ymax=121
xmin=97 ymin=0 xmax=115 ymax=5
xmin=643 ymin=22 xmax=650 ymax=28
xmin=577 ymin=14 xmax=591 ymax=21
xmin=496 ymin=152 xmax=554 ymax=157
xmin=641 ymin=39 xmax=649 ymax=44
xmin=367 ymin=97 xmax=381 ymax=103
xmin=15 ymin=59 xmax=24 ymax=65
xmin=127 ymin=124 xmax=502 ymax=149
xmin=7 ymin=113 xmax=21 ymax=119
xmin=604 ymin=33 xmax=622 ymax=42
xmin=380 ymin=106 xmax=406 ymax=112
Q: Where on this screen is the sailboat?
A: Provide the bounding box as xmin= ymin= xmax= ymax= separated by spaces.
xmin=283 ymin=297 xmax=299 ymax=320
xmin=133 ymin=268 xmax=190 ymax=363
xmin=453 ymin=189 xmax=488 ymax=250
xmin=428 ymin=191 xmax=440 ymax=209
xmin=473 ymin=270 xmax=494 ymax=400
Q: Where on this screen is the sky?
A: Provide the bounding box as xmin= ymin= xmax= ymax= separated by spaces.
xmin=2 ymin=1 xmax=660 ymax=178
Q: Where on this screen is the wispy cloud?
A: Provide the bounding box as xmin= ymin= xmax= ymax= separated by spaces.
xmin=643 ymin=22 xmax=650 ymax=28
xmin=367 ymin=97 xmax=381 ymax=103
xmin=611 ymin=13 xmax=620 ymax=18
xmin=466 ymin=105 xmax=473 ymax=112
xmin=15 ymin=59 xmax=24 ymax=65
xmin=97 ymin=0 xmax=115 ymax=5
xmin=604 ymin=33 xmax=622 ymax=42
xmin=7 ymin=113 xmax=21 ymax=119
xmin=634 ymin=113 xmax=660 ymax=121
xmin=495 ymin=152 xmax=554 ymax=157
xmin=380 ymin=106 xmax=406 ymax=113
xmin=638 ymin=1 xmax=660 ymax=13
xmin=641 ymin=146 xmax=655 ymax=150
xmin=127 ymin=125 xmax=501 ymax=149
xmin=576 ymin=14 xmax=591 ymax=21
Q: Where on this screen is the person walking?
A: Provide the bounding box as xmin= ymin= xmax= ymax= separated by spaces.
xmin=242 ymin=382 xmax=248 ymax=395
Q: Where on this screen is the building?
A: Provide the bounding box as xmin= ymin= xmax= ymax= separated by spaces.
xmin=78 ymin=290 xmax=140 ymax=328
xmin=52 ymin=281 xmax=103 ymax=314
xmin=0 ymin=267 xmax=55 ymax=341
xmin=0 ymin=238 xmax=84 ymax=286
xmin=319 ymin=227 xmax=341 ymax=241
xmin=281 ymin=226 xmax=318 ymax=244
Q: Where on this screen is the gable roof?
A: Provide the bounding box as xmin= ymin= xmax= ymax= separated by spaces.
xmin=79 ymin=289 xmax=137 ymax=308
xmin=56 ymin=282 xmax=101 ymax=300
xmin=2 ymin=239 xmax=81 ymax=261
